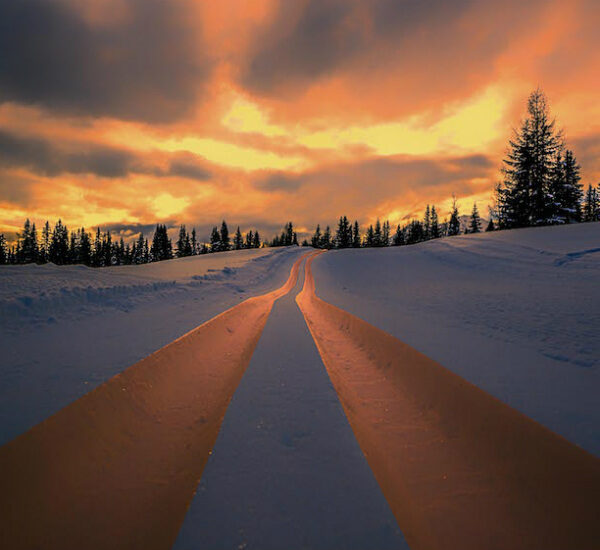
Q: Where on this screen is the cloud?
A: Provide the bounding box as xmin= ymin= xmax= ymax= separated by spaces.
xmin=250 ymin=153 xmax=497 ymax=229
xmin=168 ymin=155 xmax=213 ymax=181
xmin=0 ymin=0 xmax=210 ymax=122
xmin=0 ymin=130 xmax=216 ymax=181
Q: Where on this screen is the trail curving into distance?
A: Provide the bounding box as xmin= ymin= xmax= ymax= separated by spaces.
xmin=0 ymin=252 xmax=312 ymax=550
xmin=297 ymin=251 xmax=600 ymax=550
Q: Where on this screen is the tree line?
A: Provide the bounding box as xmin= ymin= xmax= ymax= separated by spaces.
xmin=0 ymin=220 xmax=263 ymax=266
xmin=1 ymin=89 xmax=598 ymax=267
xmin=305 ymin=197 xmax=486 ymax=250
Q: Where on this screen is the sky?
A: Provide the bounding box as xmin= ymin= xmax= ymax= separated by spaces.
xmin=0 ymin=0 xmax=598 ymax=242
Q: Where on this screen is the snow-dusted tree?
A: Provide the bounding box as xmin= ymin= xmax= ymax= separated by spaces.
xmin=583 ymin=184 xmax=600 ymax=222
xmin=469 ymin=203 xmax=482 ymax=233
xmin=209 ymin=226 xmax=221 ymax=252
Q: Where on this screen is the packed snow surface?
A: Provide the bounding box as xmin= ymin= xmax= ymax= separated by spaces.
xmin=312 ymin=223 xmax=600 ymax=455
xmin=175 ymin=259 xmax=406 ymax=549
xmin=0 ymin=247 xmax=306 ymax=445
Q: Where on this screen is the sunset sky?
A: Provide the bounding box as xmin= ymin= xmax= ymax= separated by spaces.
xmin=0 ymin=0 xmax=598 ymax=242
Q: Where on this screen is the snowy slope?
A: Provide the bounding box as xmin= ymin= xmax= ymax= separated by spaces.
xmin=312 ymin=223 xmax=600 ymax=455
xmin=0 ymin=247 xmax=306 ymax=445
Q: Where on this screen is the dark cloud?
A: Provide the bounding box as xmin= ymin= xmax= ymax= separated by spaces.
xmin=242 ymin=0 xmax=475 ymax=94
xmin=244 ymin=1 xmax=359 ymax=93
xmin=0 ymin=130 xmax=215 ymax=181
xmin=255 ymin=172 xmax=304 ymax=192
xmin=168 ymin=156 xmax=212 ymax=181
xmin=251 ymin=153 xmax=496 ymax=229
xmin=0 ymin=170 xmax=36 ymax=206
xmin=0 ymin=130 xmax=136 ymax=177
xmin=240 ymin=0 xmax=540 ymax=111
xmin=0 ymin=0 xmax=210 ymax=122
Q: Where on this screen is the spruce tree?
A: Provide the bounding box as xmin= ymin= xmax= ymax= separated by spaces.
xmin=40 ymin=221 xmax=50 ymax=263
xmin=234 ymin=226 xmax=243 ymax=250
xmin=0 ymin=234 xmax=7 ymax=265
xmin=245 ymin=230 xmax=253 ymax=249
xmin=373 ymin=219 xmax=382 ymax=247
xmin=469 ymin=202 xmax=482 ymax=233
xmin=220 ymin=221 xmax=230 ymax=251
xmin=93 ymin=228 xmax=103 ymax=267
xmin=430 ymin=206 xmax=440 ymax=238
xmin=392 ymin=225 xmax=405 ymax=246
xmin=352 ymin=221 xmax=361 ymax=248
xmin=49 ymin=220 xmax=69 ymax=265
xmin=382 ymin=220 xmax=390 ymax=246
xmin=496 ymin=89 xmax=563 ymax=228
xmin=364 ymin=225 xmax=375 ymax=247
xmin=485 ymin=219 xmax=495 ymax=232
xmin=151 ymin=225 xmax=172 ymax=261
xmin=560 ymin=150 xmax=583 ymax=222
xmin=80 ymin=229 xmax=92 ymax=266
xmin=176 ymin=225 xmax=188 ymax=258
xmin=191 ymin=228 xmax=198 ymax=255
xmin=253 ymin=230 xmax=261 ymax=248
xmin=68 ymin=230 xmax=78 ymax=264
xmin=447 ymin=196 xmax=461 ymax=236
xmin=321 ymin=226 xmax=332 ymax=249
xmin=583 ymin=184 xmax=600 ymax=222
xmin=311 ymin=225 xmax=322 ymax=248
xmin=423 ymin=205 xmax=431 ymax=240
xmin=335 ymin=216 xmax=351 ymax=248
xmin=210 ymin=226 xmax=221 ymax=252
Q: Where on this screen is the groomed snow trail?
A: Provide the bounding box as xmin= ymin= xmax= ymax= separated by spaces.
xmin=0 ymin=254 xmax=310 ymax=550
xmin=174 ymin=255 xmax=407 ymax=550
xmin=298 ymin=253 xmax=600 ymax=550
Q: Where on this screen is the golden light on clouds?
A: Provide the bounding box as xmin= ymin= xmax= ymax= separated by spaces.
xmin=0 ymin=0 xmax=597 ymax=240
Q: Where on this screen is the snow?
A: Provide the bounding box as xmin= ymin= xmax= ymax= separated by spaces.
xmin=0 ymin=247 xmax=306 ymax=445
xmin=174 ymin=257 xmax=407 ymax=550
xmin=312 ymin=223 xmax=600 ymax=455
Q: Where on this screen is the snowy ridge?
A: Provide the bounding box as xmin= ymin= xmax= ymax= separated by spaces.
xmin=0 ymin=248 xmax=296 ymax=330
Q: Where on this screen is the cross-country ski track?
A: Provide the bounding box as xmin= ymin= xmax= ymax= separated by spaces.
xmin=1 ymin=248 xmax=598 ymax=549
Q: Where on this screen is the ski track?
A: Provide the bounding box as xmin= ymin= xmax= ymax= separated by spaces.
xmin=311 ymin=223 xmax=600 ymax=455
xmin=174 ymin=255 xmax=407 ymax=550
xmin=0 ymin=247 xmax=307 ymax=446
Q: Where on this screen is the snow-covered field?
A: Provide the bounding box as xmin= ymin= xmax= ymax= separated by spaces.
xmin=313 ymin=223 xmax=600 ymax=455
xmin=0 ymin=247 xmax=306 ymax=445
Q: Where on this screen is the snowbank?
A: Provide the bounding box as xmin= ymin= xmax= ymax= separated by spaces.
xmin=312 ymin=223 xmax=600 ymax=455
xmin=0 ymin=247 xmax=306 ymax=445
